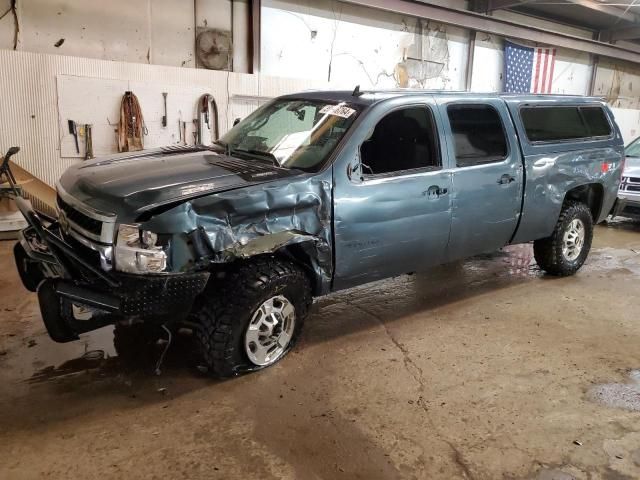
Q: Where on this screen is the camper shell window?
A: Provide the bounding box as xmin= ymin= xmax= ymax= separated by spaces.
xmin=520 ymin=105 xmax=612 ymax=143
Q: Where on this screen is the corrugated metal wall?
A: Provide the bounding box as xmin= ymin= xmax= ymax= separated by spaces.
xmin=0 ymin=49 xmax=328 ymax=187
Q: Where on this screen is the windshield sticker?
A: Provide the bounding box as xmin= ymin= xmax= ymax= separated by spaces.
xmin=320 ymin=104 xmax=356 ymax=119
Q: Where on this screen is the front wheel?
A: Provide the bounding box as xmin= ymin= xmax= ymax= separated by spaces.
xmin=533 ymin=201 xmax=593 ymax=276
xmin=191 ymin=257 xmax=312 ymax=377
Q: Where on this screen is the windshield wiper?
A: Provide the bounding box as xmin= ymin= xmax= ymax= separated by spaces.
xmin=232 ymin=148 xmax=280 ymax=167
xmin=214 ymin=140 xmax=232 ymax=156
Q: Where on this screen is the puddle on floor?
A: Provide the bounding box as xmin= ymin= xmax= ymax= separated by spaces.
xmin=584 ymin=247 xmax=640 ymax=277
xmin=601 ymin=216 xmax=640 ymax=233
xmin=0 ymin=324 xmax=195 ymax=393
xmin=588 ymin=370 xmax=640 ymax=412
xmin=1 ymin=326 xmax=116 ymax=382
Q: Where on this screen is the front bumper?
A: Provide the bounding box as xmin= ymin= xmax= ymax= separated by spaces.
xmin=14 ymin=197 xmax=209 ymax=342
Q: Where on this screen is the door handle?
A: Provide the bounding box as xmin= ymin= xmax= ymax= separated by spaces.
xmin=425 ymin=185 xmax=448 ymax=199
xmin=498 ymin=174 xmax=516 ymax=185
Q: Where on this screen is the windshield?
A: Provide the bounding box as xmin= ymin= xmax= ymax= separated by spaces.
xmin=626 ymin=136 xmax=640 ymax=157
xmin=217 ymin=99 xmax=361 ymax=170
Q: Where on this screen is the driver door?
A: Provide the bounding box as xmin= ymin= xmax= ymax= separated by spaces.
xmin=332 ymin=99 xmax=453 ymax=290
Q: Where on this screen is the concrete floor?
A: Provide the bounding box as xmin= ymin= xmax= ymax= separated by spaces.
xmin=1 ymin=220 xmax=640 ymax=480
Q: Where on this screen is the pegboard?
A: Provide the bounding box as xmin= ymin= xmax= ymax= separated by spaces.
xmin=56 ymin=75 xmax=231 ymax=158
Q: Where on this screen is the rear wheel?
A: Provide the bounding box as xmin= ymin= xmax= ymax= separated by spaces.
xmin=191 ymin=257 xmax=311 ymax=377
xmin=533 ymin=201 xmax=593 ymax=276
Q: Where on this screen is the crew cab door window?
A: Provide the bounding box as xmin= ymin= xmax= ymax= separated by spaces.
xmin=360 ymin=107 xmax=440 ymax=175
xmin=447 ymin=105 xmax=508 ymax=167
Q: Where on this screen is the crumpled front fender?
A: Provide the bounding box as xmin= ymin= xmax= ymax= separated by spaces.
xmin=143 ymin=172 xmax=333 ymax=295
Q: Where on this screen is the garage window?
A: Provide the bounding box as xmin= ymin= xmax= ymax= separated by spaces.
xmin=360 ymin=107 xmax=440 ymax=176
xmin=520 ymin=106 xmax=612 ymax=142
xmin=447 ymin=104 xmax=508 ymax=167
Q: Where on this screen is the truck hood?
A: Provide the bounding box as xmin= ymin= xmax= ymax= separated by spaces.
xmin=58 ymin=146 xmax=300 ymax=218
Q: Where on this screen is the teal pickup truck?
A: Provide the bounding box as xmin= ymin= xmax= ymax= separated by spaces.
xmin=10 ymin=89 xmax=624 ymax=376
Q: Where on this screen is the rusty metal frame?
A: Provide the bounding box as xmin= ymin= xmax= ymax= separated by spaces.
xmin=342 ymin=0 xmax=640 ymax=65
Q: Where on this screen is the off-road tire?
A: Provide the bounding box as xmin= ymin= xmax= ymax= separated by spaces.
xmin=533 ymin=200 xmax=593 ymax=276
xmin=192 ymin=257 xmax=312 ymax=378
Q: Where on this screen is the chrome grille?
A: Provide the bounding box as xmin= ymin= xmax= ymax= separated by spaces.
xmin=55 ymin=184 xmax=117 ymax=245
xmin=57 ymin=193 xmax=102 ymax=236
xmin=620 ymin=177 xmax=640 ymax=194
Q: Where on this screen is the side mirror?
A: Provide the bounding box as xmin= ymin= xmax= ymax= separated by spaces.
xmin=233 ymin=118 xmax=241 ymax=126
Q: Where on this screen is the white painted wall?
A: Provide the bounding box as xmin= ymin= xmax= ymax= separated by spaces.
xmin=609 ymin=108 xmax=640 ymax=144
xmin=0 ymin=49 xmax=328 ymax=187
xmin=593 ymin=58 xmax=640 ymax=143
xmin=0 ymin=0 xmax=251 ymax=71
xmin=261 ymin=0 xmax=470 ymax=90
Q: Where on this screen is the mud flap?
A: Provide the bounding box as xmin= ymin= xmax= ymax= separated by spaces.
xmin=37 ymin=279 xmax=80 ymax=343
xmin=610 ymin=198 xmax=627 ymax=218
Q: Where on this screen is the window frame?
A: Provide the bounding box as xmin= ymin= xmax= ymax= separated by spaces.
xmin=518 ymin=104 xmax=614 ymax=145
xmin=445 ymin=102 xmax=510 ymax=169
xmin=358 ymin=103 xmax=442 ymax=180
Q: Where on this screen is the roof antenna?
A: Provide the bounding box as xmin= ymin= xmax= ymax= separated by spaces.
xmin=352 ymin=85 xmax=363 ymax=97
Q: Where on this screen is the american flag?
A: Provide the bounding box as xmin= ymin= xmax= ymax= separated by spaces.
xmin=504 ymin=40 xmax=556 ymax=94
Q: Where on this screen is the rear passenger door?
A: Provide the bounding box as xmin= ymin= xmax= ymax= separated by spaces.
xmin=436 ymin=98 xmax=524 ymax=260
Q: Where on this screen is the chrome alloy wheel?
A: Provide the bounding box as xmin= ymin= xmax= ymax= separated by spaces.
xmin=562 ymin=218 xmax=585 ymax=261
xmin=244 ymin=295 xmax=296 ymax=366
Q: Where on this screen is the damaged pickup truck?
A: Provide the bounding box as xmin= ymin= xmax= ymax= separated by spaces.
xmin=11 ymin=90 xmax=624 ymax=376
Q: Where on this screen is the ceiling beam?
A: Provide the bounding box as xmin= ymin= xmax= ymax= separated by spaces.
xmin=601 ymin=25 xmax=640 ymax=42
xmin=614 ymin=39 xmax=640 ymax=54
xmin=470 ymin=0 xmax=533 ymax=14
xmin=343 ymin=0 xmax=640 ymax=65
xmin=565 ymin=0 xmax=640 ymax=24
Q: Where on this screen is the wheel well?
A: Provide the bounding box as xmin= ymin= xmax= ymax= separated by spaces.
xmin=211 ymin=245 xmax=324 ymax=296
xmin=274 ymin=243 xmax=326 ymax=296
xmin=564 ymin=183 xmax=604 ymax=221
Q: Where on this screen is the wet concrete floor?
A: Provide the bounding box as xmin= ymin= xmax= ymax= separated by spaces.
xmin=1 ymin=219 xmax=640 ymax=479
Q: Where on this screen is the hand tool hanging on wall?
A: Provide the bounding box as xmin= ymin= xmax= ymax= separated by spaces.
xmin=118 ymin=91 xmax=147 ymax=152
xmin=181 ymin=121 xmax=187 ymax=145
xmin=162 ymin=92 xmax=168 ymax=127
xmin=196 ymin=94 xmax=220 ymax=146
xmin=84 ymin=124 xmax=94 ymax=160
xmin=68 ymin=120 xmax=79 ymax=153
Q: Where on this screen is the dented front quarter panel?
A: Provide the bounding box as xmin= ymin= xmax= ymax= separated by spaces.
xmin=142 ymin=170 xmax=334 ymax=294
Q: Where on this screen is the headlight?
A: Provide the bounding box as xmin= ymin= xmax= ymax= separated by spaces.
xmin=115 ymin=224 xmax=167 ymax=274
